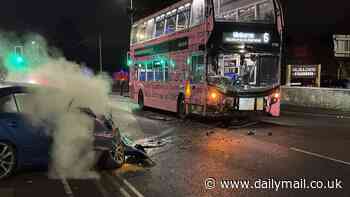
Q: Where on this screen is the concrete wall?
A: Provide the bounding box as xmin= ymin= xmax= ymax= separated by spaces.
xmin=282 ymin=86 xmax=350 ymax=111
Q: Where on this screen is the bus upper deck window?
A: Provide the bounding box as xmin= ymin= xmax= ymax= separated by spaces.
xmin=155 ymin=15 xmax=166 ymax=37
xmin=191 ymin=0 xmax=205 ymax=27
xmin=131 ymin=25 xmax=138 ymax=44
xmin=166 ymin=9 xmax=177 ymax=34
xmin=257 ymin=1 xmax=275 ymax=23
xmin=145 ymin=19 xmax=155 ymax=40
xmin=177 ymin=4 xmax=191 ymax=31
xmin=136 ymin=22 xmax=147 ymax=42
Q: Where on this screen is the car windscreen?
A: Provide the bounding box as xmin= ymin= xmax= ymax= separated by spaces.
xmin=0 ymin=95 xmax=18 ymax=113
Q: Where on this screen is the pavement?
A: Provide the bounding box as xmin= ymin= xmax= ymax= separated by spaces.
xmin=281 ymin=104 xmax=350 ymax=119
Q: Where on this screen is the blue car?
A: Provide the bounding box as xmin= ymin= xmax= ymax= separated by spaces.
xmin=0 ymin=83 xmax=126 ymax=179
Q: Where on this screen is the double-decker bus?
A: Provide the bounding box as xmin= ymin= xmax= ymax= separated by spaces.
xmin=129 ymin=0 xmax=284 ymax=117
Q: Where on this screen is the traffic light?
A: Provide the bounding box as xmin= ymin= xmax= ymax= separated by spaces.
xmin=4 ymin=53 xmax=28 ymax=72
xmin=127 ymin=59 xmax=133 ymax=67
xmin=126 ymin=52 xmax=133 ymax=67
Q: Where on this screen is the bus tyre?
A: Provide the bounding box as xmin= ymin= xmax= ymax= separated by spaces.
xmin=177 ymin=94 xmax=186 ymax=119
xmin=138 ymin=91 xmax=144 ymax=110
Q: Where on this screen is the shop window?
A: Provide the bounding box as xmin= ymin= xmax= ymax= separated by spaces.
xmin=155 ymin=15 xmax=166 ymax=37
xmin=190 ymin=0 xmax=205 ymax=27
xmin=177 ymin=4 xmax=191 ymax=31
xmin=165 ymin=9 xmax=177 ymax=34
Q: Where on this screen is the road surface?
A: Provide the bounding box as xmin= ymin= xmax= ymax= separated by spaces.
xmin=0 ymin=95 xmax=349 ymax=197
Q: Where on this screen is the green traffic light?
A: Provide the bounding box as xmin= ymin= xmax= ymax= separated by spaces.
xmin=16 ymin=56 xmax=24 ymax=63
xmin=4 ymin=53 xmax=28 ymax=72
xmin=127 ymin=59 xmax=133 ymax=66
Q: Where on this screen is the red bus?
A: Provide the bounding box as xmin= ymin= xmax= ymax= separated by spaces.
xmin=129 ymin=0 xmax=284 ymax=117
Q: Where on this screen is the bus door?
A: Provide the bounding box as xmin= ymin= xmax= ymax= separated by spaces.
xmin=149 ymin=60 xmax=174 ymax=110
xmin=189 ymin=53 xmax=206 ymax=110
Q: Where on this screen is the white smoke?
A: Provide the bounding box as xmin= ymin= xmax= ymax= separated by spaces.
xmin=1 ymin=32 xmax=113 ymax=179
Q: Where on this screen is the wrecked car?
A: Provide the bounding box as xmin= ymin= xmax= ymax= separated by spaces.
xmin=0 ymin=82 xmax=125 ymax=179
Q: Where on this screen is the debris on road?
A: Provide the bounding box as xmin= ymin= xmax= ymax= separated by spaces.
xmin=247 ymin=129 xmax=256 ymax=136
xmin=206 ymin=130 xmax=215 ymax=136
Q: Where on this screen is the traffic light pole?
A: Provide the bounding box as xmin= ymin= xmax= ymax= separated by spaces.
xmin=99 ymin=33 xmax=103 ymax=73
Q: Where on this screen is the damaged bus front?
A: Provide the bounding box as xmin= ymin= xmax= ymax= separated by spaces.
xmin=205 ymin=0 xmax=283 ymax=117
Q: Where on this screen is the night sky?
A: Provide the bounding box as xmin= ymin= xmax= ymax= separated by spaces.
xmin=0 ymin=0 xmax=349 ymax=74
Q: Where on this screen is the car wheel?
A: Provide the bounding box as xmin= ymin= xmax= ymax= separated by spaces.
xmin=98 ymin=141 xmax=125 ymax=170
xmin=0 ymin=142 xmax=16 ymax=179
xmin=110 ymin=141 xmax=125 ymax=168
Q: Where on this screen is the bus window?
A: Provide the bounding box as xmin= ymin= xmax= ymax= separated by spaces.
xmin=136 ymin=22 xmax=147 ymax=42
xmin=155 ymin=14 xmax=166 ymax=37
xmin=139 ymin=64 xmax=146 ymax=81
xmin=177 ymin=4 xmax=191 ymax=31
xmin=131 ymin=25 xmax=138 ymax=44
xmin=190 ymin=0 xmax=205 ymax=27
xmin=147 ymin=62 xmax=154 ymax=81
xmin=214 ymin=0 xmax=275 ymax=24
xmin=164 ymin=63 xmax=169 ymax=81
xmin=238 ymin=5 xmax=255 ymax=22
xmin=145 ymin=19 xmax=155 ymax=40
xmin=191 ymin=55 xmax=205 ymax=82
xmin=166 ymin=9 xmax=177 ymax=34
xmin=256 ymin=1 xmax=275 ymax=23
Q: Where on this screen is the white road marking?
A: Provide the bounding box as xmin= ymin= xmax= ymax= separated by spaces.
xmin=120 ymin=187 xmax=132 ymax=197
xmin=94 ymin=179 xmax=110 ymax=197
xmin=290 ymin=147 xmax=350 ymax=166
xmin=116 ymin=174 xmax=145 ymax=197
xmin=60 ymin=177 xmax=74 ymax=197
xmin=103 ymin=172 xmax=134 ymax=197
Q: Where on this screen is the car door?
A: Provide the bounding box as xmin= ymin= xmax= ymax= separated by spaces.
xmin=12 ymin=93 xmax=50 ymax=166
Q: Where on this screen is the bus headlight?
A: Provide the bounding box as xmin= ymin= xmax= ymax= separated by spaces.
xmin=210 ymin=92 xmax=218 ymax=100
xmin=208 ymin=90 xmax=220 ymax=103
xmin=271 ymin=92 xmax=280 ymax=104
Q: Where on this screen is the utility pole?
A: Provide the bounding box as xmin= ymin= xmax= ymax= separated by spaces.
xmin=98 ymin=33 xmax=103 ymax=73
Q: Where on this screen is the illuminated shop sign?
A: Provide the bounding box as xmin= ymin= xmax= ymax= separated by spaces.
xmin=291 ymin=65 xmax=317 ymax=78
xmin=223 ymin=32 xmax=270 ymax=44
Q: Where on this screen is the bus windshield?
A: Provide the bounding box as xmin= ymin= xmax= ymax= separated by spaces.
xmin=213 ymin=0 xmax=275 ymax=24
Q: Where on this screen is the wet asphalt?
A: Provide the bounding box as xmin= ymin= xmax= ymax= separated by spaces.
xmin=0 ymin=95 xmax=349 ymax=197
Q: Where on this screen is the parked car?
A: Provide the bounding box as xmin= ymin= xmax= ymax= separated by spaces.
xmin=0 ymin=82 xmax=125 ymax=179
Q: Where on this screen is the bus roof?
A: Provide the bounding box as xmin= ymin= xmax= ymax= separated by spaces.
xmin=133 ymin=0 xmax=192 ymax=26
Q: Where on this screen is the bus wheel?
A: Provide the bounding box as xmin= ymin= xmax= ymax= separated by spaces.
xmin=138 ymin=91 xmax=144 ymax=110
xmin=177 ymin=94 xmax=186 ymax=119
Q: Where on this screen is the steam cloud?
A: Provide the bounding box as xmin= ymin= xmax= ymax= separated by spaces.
xmin=0 ymin=31 xmax=112 ymax=179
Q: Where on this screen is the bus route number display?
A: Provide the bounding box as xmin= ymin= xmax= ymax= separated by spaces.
xmin=223 ymin=32 xmax=271 ymax=44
